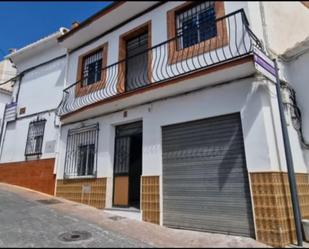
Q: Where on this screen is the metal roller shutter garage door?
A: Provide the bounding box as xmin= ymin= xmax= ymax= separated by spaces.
xmin=162 ymin=113 xmax=255 ymax=237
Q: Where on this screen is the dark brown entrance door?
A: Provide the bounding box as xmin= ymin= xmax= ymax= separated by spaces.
xmin=113 ymin=121 xmax=142 ymax=208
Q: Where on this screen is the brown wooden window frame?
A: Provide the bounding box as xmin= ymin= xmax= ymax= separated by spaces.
xmin=117 ymin=21 xmax=152 ymax=94
xmin=167 ymin=1 xmax=228 ymax=65
xmin=75 ymin=42 xmax=108 ymax=97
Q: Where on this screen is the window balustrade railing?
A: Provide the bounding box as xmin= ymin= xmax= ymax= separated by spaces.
xmin=57 ymin=9 xmax=263 ymax=116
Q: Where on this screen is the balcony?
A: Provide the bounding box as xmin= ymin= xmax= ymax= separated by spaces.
xmin=57 ymin=9 xmax=263 ymax=119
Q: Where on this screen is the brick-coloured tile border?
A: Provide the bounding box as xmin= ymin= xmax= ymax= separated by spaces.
xmin=0 ymin=158 xmax=56 ymax=195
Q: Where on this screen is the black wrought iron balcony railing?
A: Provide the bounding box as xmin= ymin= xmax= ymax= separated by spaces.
xmin=57 ymin=9 xmax=263 ymax=116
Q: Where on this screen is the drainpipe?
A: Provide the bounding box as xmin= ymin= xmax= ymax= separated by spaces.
xmin=53 ymin=48 xmax=69 ymax=189
xmin=259 ymin=2 xmax=277 ymax=58
xmin=274 ymin=60 xmax=303 ymax=246
xmin=259 ymin=2 xmax=304 ymax=245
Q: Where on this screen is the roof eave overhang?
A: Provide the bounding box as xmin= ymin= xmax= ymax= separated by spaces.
xmin=57 ymin=1 xmax=160 ymax=51
xmin=57 ymin=1 xmax=125 ymax=42
xmin=6 ymin=29 xmax=67 ymax=63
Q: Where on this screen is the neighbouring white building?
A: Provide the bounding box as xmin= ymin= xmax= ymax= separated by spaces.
xmin=0 ymin=28 xmax=68 ymax=195
xmin=1 ymin=2 xmax=309 ymax=247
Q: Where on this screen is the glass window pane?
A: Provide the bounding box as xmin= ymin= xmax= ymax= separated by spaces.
xmin=175 ymin=2 xmax=216 ymax=50
xmin=78 ymin=145 xmax=88 ymax=176
xmin=64 ymin=125 xmax=98 ymax=178
xmin=87 ymin=144 xmax=95 ymax=175
xmin=199 ymin=8 xmax=217 ymax=41
xmin=82 ymin=50 xmax=103 ymax=87
xmin=182 ymin=16 xmax=198 ymax=48
xmin=25 ymin=120 xmax=46 ymax=156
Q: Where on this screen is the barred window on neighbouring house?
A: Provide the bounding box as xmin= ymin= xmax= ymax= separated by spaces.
xmin=25 ymin=119 xmax=46 ymax=156
xmin=176 ymin=1 xmax=217 ymax=50
xmin=81 ymin=49 xmax=103 ymax=87
xmin=64 ymin=124 xmax=99 ymax=178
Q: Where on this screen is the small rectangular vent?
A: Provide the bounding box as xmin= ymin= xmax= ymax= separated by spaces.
xmin=19 ymin=107 xmax=26 ymax=115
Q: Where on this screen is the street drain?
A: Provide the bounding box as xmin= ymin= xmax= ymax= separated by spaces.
xmin=58 ymin=231 xmax=92 ymax=242
xmin=36 ymin=199 xmax=62 ymax=205
xmin=108 ymin=215 xmax=126 ymax=221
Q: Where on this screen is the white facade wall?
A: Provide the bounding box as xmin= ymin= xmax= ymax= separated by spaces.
xmin=16 ymin=56 xmax=66 ymax=117
xmin=64 ymin=2 xmax=251 ymax=88
xmin=57 ymin=1 xmax=309 ymax=187
xmin=1 ymin=112 xmax=59 ymax=163
xmin=0 ymin=36 xmax=66 ymax=164
xmin=56 ymin=76 xmax=304 ymax=211
xmin=13 ymin=43 xmax=66 ymax=73
xmin=261 ymin=2 xmax=309 ymax=55
xmin=285 ymin=51 xmax=309 ymax=143
xmin=0 ymin=91 xmax=11 ymax=106
xmin=282 ymin=50 xmax=309 ymax=169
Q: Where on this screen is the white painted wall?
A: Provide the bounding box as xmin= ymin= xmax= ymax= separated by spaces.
xmin=52 ymin=1 xmax=309 ymax=221
xmin=0 ymin=111 xmax=59 ymax=163
xmin=285 ymin=51 xmax=309 ymax=143
xmin=0 ymin=91 xmax=11 ymax=106
xmin=12 ymin=42 xmax=66 ymax=73
xmin=282 ymin=49 xmax=309 ymax=170
xmin=64 ymin=1 xmax=250 ymax=88
xmin=57 ymin=1 xmax=309 ymax=177
xmin=60 ymin=1 xmax=263 ymax=116
xmin=16 ymin=57 xmax=66 ymax=117
xmin=260 ymin=2 xmax=309 ymax=55
xmin=0 ymin=33 xmax=66 ymax=164
xmin=57 ymin=77 xmax=301 ymax=212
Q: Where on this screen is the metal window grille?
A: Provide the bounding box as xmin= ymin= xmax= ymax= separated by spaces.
xmin=25 ymin=119 xmax=46 ymax=156
xmin=82 ymin=50 xmax=103 ymax=87
xmin=125 ymin=32 xmax=149 ymax=91
xmin=176 ymin=1 xmax=217 ymax=49
xmin=64 ymin=124 xmax=99 ymax=178
xmin=114 ymin=121 xmax=142 ymax=175
xmin=57 ymin=9 xmax=263 ymax=117
xmin=114 ymin=137 xmax=130 ymax=175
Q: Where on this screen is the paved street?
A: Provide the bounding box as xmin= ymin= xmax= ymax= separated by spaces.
xmin=0 ymin=185 xmax=149 ymax=248
xmin=0 ymin=183 xmax=268 ymax=248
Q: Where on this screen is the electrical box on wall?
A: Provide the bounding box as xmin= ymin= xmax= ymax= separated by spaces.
xmin=19 ymin=107 xmax=26 ymax=115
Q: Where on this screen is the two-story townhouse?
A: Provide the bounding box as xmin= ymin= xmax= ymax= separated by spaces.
xmin=0 ymin=1 xmax=309 ymax=247
xmin=52 ymin=1 xmax=309 ymax=247
xmin=0 ymin=28 xmax=68 ymax=195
